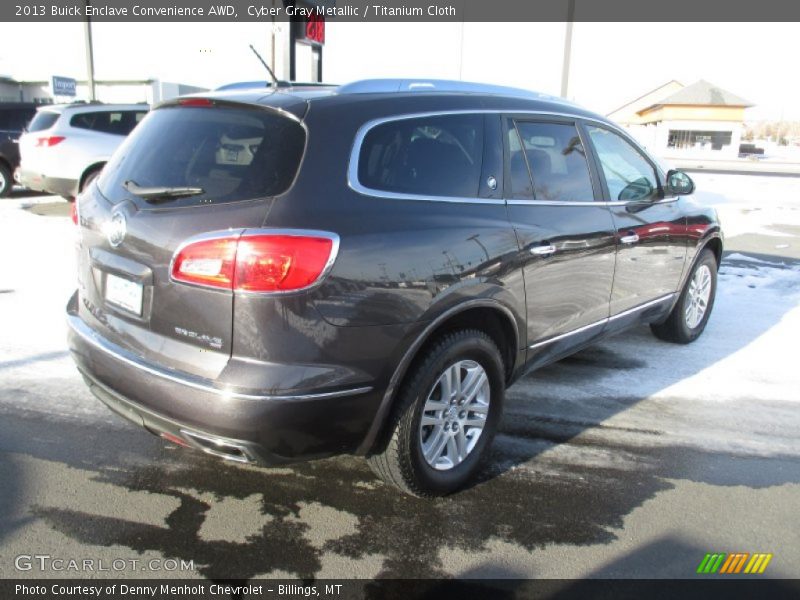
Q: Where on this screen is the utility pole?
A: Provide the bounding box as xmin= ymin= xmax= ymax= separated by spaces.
xmin=560 ymin=0 xmax=575 ymax=99
xmin=83 ymin=0 xmax=96 ymax=101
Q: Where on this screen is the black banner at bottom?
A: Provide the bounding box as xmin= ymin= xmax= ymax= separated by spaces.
xmin=3 ymin=578 xmax=800 ymax=600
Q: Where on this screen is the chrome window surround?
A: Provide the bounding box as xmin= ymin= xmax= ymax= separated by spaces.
xmin=168 ymin=228 xmax=341 ymax=296
xmin=347 ymin=109 xmax=673 ymax=207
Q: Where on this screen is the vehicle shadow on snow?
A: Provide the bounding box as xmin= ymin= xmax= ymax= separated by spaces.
xmin=7 ymin=258 xmax=800 ymax=579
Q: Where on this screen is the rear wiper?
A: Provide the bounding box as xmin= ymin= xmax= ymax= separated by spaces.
xmin=123 ymin=180 xmax=204 ymax=203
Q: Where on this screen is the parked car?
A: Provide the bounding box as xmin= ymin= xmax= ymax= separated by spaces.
xmin=66 ymin=80 xmax=722 ymax=496
xmin=0 ymin=102 xmax=37 ymax=197
xmin=17 ymin=102 xmax=148 ymax=200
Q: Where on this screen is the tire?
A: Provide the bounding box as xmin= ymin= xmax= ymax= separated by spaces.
xmin=0 ymin=162 xmax=12 ymax=198
xmin=651 ymin=249 xmax=718 ymax=344
xmin=367 ymin=329 xmax=505 ymax=497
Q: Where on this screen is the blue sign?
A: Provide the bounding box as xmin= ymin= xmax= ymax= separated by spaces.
xmin=51 ymin=76 xmax=76 ymax=97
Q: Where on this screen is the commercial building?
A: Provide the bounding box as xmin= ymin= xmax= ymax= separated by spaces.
xmin=608 ymin=79 xmax=754 ymax=158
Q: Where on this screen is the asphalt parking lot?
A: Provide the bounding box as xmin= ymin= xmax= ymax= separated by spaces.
xmin=1 ymin=173 xmax=799 ymax=581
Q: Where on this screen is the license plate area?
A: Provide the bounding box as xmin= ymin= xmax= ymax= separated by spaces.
xmin=105 ymin=273 xmax=144 ymax=316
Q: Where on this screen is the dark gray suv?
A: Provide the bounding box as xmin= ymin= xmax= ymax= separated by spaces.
xmin=67 ymin=79 xmax=722 ymax=496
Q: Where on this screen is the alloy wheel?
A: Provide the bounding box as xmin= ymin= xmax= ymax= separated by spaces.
xmin=419 ymin=360 xmax=490 ymax=471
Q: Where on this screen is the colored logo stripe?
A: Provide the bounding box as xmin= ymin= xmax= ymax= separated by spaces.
xmin=720 ymin=553 xmax=749 ymax=573
xmin=697 ymin=552 xmax=773 ymax=574
xmin=745 ymin=553 xmax=773 ymax=574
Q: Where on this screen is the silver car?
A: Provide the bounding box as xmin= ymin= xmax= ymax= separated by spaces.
xmin=17 ymin=102 xmax=148 ymax=200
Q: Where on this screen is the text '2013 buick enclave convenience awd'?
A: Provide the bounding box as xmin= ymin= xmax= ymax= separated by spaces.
xmin=67 ymin=79 xmax=722 ymax=496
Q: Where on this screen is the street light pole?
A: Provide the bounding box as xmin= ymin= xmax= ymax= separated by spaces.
xmin=560 ymin=0 xmax=575 ymax=99
xmin=83 ymin=0 xmax=96 ymax=101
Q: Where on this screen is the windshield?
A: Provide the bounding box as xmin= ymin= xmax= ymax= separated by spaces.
xmin=97 ymin=103 xmax=306 ymax=208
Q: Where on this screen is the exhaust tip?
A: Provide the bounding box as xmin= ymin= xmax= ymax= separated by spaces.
xmin=180 ymin=429 xmax=254 ymax=463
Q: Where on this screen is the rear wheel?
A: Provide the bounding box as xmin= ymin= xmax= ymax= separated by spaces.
xmin=367 ymin=329 xmax=504 ymax=497
xmin=651 ymin=249 xmax=717 ymax=344
xmin=0 ymin=163 xmax=12 ymax=198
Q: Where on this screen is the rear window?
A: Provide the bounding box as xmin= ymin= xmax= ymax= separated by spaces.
xmin=358 ymin=114 xmax=484 ymax=198
xmin=70 ymin=110 xmax=147 ymax=136
xmin=27 ymin=111 xmax=60 ymax=133
xmin=97 ymin=104 xmax=306 ymax=207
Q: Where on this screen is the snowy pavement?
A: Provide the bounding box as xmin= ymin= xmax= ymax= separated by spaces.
xmin=1 ymin=175 xmax=799 ymax=580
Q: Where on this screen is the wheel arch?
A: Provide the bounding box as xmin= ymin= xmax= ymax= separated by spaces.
xmin=702 ymin=235 xmax=723 ymax=268
xmin=79 ymin=161 xmax=106 ymax=191
xmin=357 ymin=299 xmax=522 ymax=456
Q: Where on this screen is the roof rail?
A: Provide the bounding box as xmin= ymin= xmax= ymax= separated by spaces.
xmin=215 ymin=81 xmax=336 ymax=91
xmin=336 ymin=79 xmax=569 ymax=102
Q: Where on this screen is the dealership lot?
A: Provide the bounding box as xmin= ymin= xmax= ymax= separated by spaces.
xmin=0 ymin=173 xmax=799 ymax=579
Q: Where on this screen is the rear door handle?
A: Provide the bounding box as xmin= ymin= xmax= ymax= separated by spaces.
xmin=530 ymin=244 xmax=557 ymax=256
xmin=620 ymin=232 xmax=639 ymax=244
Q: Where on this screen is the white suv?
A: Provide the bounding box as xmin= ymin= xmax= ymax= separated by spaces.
xmin=17 ymin=103 xmax=148 ymax=200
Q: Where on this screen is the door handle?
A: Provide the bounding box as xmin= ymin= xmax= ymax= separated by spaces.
xmin=530 ymin=244 xmax=557 ymax=256
xmin=620 ymin=232 xmax=639 ymax=244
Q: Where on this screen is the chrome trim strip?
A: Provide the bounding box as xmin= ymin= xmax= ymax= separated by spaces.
xmin=527 ymin=293 xmax=676 ymax=350
xmin=67 ymin=314 xmax=373 ymax=402
xmin=346 ymin=109 xmax=653 ymax=207
xmin=528 ymin=319 xmax=606 ymax=351
xmin=608 ymin=293 xmax=677 ymax=322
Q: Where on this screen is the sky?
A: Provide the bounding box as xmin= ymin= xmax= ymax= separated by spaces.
xmin=0 ymin=21 xmax=797 ymax=120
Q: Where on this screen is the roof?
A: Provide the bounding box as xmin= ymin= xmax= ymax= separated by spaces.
xmin=196 ymin=78 xmax=596 ymax=120
xmin=649 ymin=79 xmax=753 ymax=108
xmin=607 ymin=80 xmax=683 ymax=119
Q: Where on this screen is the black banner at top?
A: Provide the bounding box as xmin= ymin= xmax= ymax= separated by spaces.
xmin=4 ymin=0 xmax=800 ymax=22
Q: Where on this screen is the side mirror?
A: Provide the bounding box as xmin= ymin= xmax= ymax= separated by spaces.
xmin=665 ymin=169 xmax=695 ymax=196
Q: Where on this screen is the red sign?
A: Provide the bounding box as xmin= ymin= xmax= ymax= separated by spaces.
xmin=304 ymin=13 xmax=325 ymax=46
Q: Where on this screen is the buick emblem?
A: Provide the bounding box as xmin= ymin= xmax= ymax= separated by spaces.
xmin=106 ymin=211 xmax=126 ymax=247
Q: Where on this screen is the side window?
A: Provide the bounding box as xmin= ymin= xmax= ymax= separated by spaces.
xmin=587 ymin=126 xmax=660 ymax=202
xmin=507 ymin=120 xmax=595 ymax=202
xmin=70 ymin=111 xmax=145 ymax=136
xmin=358 ymin=114 xmax=484 ymax=198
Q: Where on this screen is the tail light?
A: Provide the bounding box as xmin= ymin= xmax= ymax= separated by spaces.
xmin=171 ymin=231 xmax=338 ymax=293
xmin=35 ymin=136 xmax=66 ymax=147
xmin=70 ymin=201 xmax=78 ymax=225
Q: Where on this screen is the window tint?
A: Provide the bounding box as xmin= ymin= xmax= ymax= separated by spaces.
xmin=27 ymin=111 xmax=60 ymax=133
xmin=70 ymin=110 xmax=148 ymax=136
xmin=587 ymin=126 xmax=660 ymax=201
xmin=98 ymin=105 xmax=306 ymax=208
xmin=508 ymin=121 xmax=595 ymax=202
xmin=358 ymin=114 xmax=484 ymax=198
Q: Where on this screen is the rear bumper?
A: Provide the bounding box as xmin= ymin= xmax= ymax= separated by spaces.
xmin=16 ymin=168 xmax=77 ymax=197
xmin=66 ymin=294 xmax=380 ymax=465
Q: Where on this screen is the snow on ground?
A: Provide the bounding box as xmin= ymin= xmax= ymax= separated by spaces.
xmin=0 ymin=196 xmax=102 ymax=420
xmin=691 ymin=172 xmax=800 ymax=238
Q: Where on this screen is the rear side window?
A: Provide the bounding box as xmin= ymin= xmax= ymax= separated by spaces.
xmin=508 ymin=121 xmax=595 ymax=202
xmin=27 ymin=111 xmax=60 ymax=133
xmin=586 ymin=126 xmax=660 ymax=202
xmin=98 ymin=104 xmax=306 ymax=207
xmin=358 ymin=114 xmax=484 ymax=198
xmin=70 ymin=110 xmax=147 ymax=136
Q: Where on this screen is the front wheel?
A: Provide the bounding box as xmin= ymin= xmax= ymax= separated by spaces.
xmin=0 ymin=163 xmax=12 ymax=198
xmin=367 ymin=329 xmax=505 ymax=497
xmin=651 ymin=248 xmax=718 ymax=344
